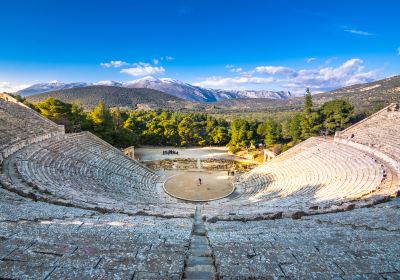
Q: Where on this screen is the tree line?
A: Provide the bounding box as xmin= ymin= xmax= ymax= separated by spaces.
xmin=228 ymin=92 xmax=355 ymax=153
xmin=13 ymin=92 xmax=355 ymax=154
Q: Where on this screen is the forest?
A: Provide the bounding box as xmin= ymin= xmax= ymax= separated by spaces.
xmin=15 ymin=93 xmax=356 ymax=154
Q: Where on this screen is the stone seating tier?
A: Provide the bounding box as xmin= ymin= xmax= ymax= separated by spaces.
xmin=0 ymin=98 xmax=64 ymax=163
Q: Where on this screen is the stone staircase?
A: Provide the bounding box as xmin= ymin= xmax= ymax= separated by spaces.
xmin=183 ymin=206 xmax=217 ymax=279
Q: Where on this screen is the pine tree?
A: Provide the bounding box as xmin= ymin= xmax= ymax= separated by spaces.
xmin=320 ymin=99 xmax=354 ymax=133
xmin=89 ymin=101 xmax=114 ymax=143
xmin=300 ymin=90 xmax=322 ymax=139
xmin=264 ymin=119 xmax=281 ymax=148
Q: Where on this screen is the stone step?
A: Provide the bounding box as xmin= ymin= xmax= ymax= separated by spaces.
xmin=189 ymin=249 xmax=212 ymax=259
xmin=186 ymin=264 xmax=215 ymax=273
xmin=183 ymin=271 xmax=216 ymax=280
xmin=187 ymin=256 xmax=214 ymax=267
xmin=193 ymin=227 xmax=207 ymax=236
xmin=191 ymin=235 xmax=208 ymax=244
xmin=183 ymin=207 xmax=217 ymax=280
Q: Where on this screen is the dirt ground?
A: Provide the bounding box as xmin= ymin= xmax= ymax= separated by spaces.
xmin=163 ymin=170 xmax=234 ymax=201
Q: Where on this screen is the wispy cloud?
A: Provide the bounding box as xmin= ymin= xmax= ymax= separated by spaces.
xmin=305 ymin=57 xmax=317 ymax=63
xmin=397 ymin=47 xmax=400 ymax=56
xmin=120 ymin=62 xmax=165 ymax=77
xmin=225 ymin=64 xmax=243 ymax=73
xmin=255 ymin=66 xmax=295 ymax=76
xmin=100 ymin=60 xmax=129 ymax=68
xmin=194 ymin=76 xmax=275 ymax=89
xmin=343 ymin=28 xmax=374 ymax=36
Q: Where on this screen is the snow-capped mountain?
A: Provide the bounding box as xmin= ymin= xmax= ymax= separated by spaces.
xmin=123 ymin=76 xmax=291 ymax=102
xmin=123 ymin=76 xmax=229 ymax=102
xmin=18 ymin=81 xmax=91 ymax=96
xmin=17 ymin=77 xmax=292 ymax=102
xmin=211 ymin=89 xmax=292 ymax=101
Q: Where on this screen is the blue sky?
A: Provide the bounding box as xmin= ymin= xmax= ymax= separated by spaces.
xmin=1 ymin=0 xmax=399 ymax=94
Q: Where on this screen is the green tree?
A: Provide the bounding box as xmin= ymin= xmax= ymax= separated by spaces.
xmin=320 ymin=99 xmax=354 ymax=133
xmin=289 ymin=113 xmax=302 ymax=141
xmin=36 ymin=97 xmax=72 ymax=123
xmin=300 ymin=91 xmax=322 ymax=139
xmin=89 ymin=101 xmax=114 ymax=143
xmin=264 ymin=119 xmax=281 ymax=148
xmin=211 ymin=127 xmax=230 ymax=145
xmin=229 ymin=119 xmax=253 ymax=149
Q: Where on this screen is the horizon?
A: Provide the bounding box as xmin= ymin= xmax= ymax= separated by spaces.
xmin=1 ymin=0 xmax=400 ymax=94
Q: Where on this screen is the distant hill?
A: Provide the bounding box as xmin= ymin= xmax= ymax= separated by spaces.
xmin=311 ymin=75 xmax=400 ymax=111
xmin=18 ymin=81 xmax=91 ymax=96
xmin=26 ymin=86 xmax=194 ymax=110
xmin=210 ymin=75 xmax=400 ymax=114
xmin=19 ymin=76 xmax=292 ymax=103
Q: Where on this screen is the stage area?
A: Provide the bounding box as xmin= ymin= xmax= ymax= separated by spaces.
xmin=163 ymin=170 xmax=235 ymax=201
xmin=135 ymin=146 xmax=241 ymax=161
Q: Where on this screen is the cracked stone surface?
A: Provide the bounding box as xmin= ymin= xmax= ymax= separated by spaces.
xmin=207 ymin=200 xmax=400 ymax=279
xmin=0 ymin=190 xmax=192 ymax=280
xmin=1 ymin=183 xmax=399 ymax=279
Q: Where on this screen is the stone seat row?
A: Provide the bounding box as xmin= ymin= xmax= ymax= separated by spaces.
xmin=0 ymin=99 xmax=64 ymax=163
xmin=204 ymin=138 xmax=390 ymax=218
xmin=0 ymin=194 xmax=193 ymax=279
xmin=336 ymin=104 xmax=400 ymax=162
xmin=2 ymin=132 xmax=195 ymax=217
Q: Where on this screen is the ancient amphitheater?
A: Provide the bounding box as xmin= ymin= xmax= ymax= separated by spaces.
xmin=0 ymin=93 xmax=399 ymax=279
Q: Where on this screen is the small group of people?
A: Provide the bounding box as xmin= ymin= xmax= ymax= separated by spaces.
xmin=227 ymin=170 xmax=235 ymax=176
xmin=162 ymin=150 xmax=179 ymax=155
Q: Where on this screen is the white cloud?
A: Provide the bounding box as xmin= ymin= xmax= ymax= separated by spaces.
xmin=305 ymin=57 xmax=317 ymax=63
xmin=100 ymin=60 xmax=129 ymax=68
xmin=344 ymin=29 xmax=374 ymax=36
xmin=94 ymin=80 xmax=122 ymax=86
xmin=194 ymin=76 xmax=275 ymax=89
xmin=254 ymin=66 xmax=295 ymax=75
xmin=153 ymin=58 xmax=159 ymax=65
xmin=195 ymin=58 xmax=379 ymax=93
xmin=283 ymin=58 xmax=378 ymax=93
xmin=120 ymin=63 xmax=165 ymax=77
xmin=0 ymin=82 xmax=31 ymax=93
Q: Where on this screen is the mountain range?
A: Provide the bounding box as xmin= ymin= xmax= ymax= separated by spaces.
xmin=21 ymin=75 xmax=400 ymax=114
xmin=18 ymin=76 xmax=292 ymax=102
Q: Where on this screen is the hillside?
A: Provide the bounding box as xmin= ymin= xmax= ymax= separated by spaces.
xmin=26 ymin=85 xmax=194 ymax=110
xmin=210 ymin=75 xmax=400 ymax=114
xmin=311 ymin=75 xmax=400 ymax=111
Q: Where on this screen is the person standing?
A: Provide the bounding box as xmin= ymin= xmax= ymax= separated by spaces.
xmin=198 ymin=178 xmax=202 ymax=185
